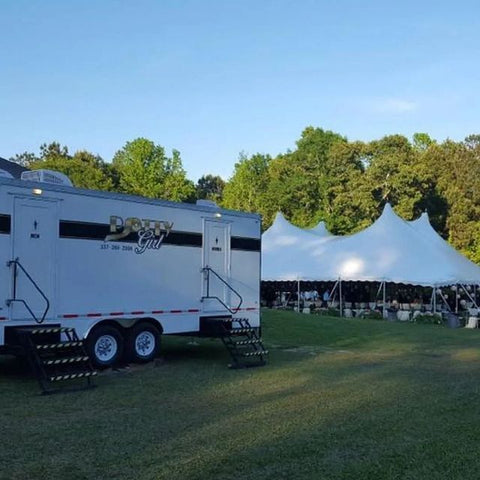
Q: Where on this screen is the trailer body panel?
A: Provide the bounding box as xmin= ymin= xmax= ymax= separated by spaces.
xmin=0 ymin=178 xmax=261 ymax=347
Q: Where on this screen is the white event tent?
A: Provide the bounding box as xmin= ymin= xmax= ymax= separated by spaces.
xmin=409 ymin=212 xmax=480 ymax=284
xmin=262 ymin=204 xmax=480 ymax=311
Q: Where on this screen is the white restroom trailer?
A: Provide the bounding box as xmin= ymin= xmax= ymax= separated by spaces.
xmin=0 ymin=173 xmax=261 ymax=368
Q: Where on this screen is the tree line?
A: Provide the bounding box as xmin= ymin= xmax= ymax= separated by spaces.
xmin=10 ymin=129 xmax=480 ymax=263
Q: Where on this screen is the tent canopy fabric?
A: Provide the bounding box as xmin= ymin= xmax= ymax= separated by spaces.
xmin=307 ymin=221 xmax=333 ymax=237
xmin=262 ymin=204 xmax=480 ymax=286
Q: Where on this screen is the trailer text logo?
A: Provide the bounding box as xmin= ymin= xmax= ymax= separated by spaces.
xmin=105 ymin=216 xmax=174 ymax=254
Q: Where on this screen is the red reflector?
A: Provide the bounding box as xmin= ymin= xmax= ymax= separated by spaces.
xmin=131 ymin=311 xmax=145 ymax=315
xmin=0 ymin=317 xmax=6 ymax=321
xmin=110 ymin=312 xmax=124 ymax=316
xmin=170 ymin=310 xmax=182 ymax=313
xmin=246 ymin=308 xmax=257 ymax=311
xmin=188 ymin=309 xmax=200 ymax=313
xmin=152 ymin=310 xmax=164 ymax=314
xmin=63 ymin=314 xmax=79 ymax=319
xmin=87 ymin=313 xmax=102 ymax=317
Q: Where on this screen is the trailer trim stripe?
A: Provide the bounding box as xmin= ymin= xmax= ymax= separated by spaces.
xmin=57 ymin=307 xmax=258 ymax=319
xmin=0 ymin=214 xmax=11 ymax=234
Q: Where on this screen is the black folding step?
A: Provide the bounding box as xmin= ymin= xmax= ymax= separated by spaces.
xmin=230 ymin=327 xmax=256 ymax=335
xmin=36 ymin=341 xmax=83 ymax=350
xmin=14 ymin=326 xmax=97 ymax=394
xmin=209 ymin=317 xmax=268 ymax=369
xmin=43 ymin=356 xmax=90 ymax=366
xmin=233 ymin=339 xmax=261 ymax=346
xmin=31 ymin=327 xmax=75 ymax=335
xmin=242 ymin=350 xmax=269 ymax=357
xmin=49 ymin=371 xmax=98 ymax=382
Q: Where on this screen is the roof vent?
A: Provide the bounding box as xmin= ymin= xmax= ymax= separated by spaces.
xmin=21 ymin=169 xmax=73 ymax=187
xmin=0 ymin=169 xmax=14 ymax=179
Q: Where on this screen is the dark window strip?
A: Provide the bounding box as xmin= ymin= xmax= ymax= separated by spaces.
xmin=59 ymin=220 xmax=259 ymax=251
xmin=0 ymin=214 xmax=11 ymax=234
xmin=59 ymin=220 xmax=202 ymax=247
xmin=231 ymin=236 xmax=261 ymax=252
xmin=60 ymin=221 xmax=109 ymax=240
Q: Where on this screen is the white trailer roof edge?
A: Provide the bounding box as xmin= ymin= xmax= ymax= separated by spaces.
xmin=0 ymin=177 xmax=261 ymax=221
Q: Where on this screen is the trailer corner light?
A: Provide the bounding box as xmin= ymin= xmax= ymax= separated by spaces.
xmin=214 ymin=212 xmax=222 ymax=218
xmin=32 ymin=188 xmax=43 ymax=195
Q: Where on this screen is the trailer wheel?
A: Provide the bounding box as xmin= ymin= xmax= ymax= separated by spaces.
xmin=126 ymin=322 xmax=161 ymax=363
xmin=87 ymin=325 xmax=124 ymax=368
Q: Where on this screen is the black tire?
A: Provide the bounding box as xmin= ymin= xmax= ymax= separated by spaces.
xmin=125 ymin=322 xmax=161 ymax=363
xmin=86 ymin=325 xmax=124 ymax=369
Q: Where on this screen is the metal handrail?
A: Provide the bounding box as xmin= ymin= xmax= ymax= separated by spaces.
xmin=202 ymin=266 xmax=243 ymax=314
xmin=6 ymin=258 xmax=50 ymax=324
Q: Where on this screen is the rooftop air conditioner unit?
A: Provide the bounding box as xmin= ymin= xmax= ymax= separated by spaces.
xmin=196 ymin=199 xmax=218 ymax=208
xmin=21 ymin=169 xmax=73 ymax=187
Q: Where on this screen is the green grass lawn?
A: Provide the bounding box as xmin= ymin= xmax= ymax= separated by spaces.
xmin=2 ymin=310 xmax=480 ymax=480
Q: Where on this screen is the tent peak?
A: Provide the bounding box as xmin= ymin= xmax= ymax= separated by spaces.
xmin=308 ymin=220 xmax=332 ymax=237
xmin=382 ymin=203 xmax=393 ymax=213
xmin=411 ymin=211 xmax=430 ymax=227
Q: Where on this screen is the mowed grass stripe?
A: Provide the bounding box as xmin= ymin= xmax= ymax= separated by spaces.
xmin=1 ymin=310 xmax=480 ymax=480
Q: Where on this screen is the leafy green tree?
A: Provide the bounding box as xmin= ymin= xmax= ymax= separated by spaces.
xmin=321 ymin=141 xmax=367 ymax=234
xmin=112 ymin=138 xmax=195 ymax=201
xmin=20 ymin=142 xmax=114 ymax=191
xmin=265 ymin=127 xmax=347 ymax=228
xmin=424 ymin=138 xmax=480 ymax=261
xmin=413 ymin=132 xmax=435 ymax=151
xmin=196 ymin=174 xmax=225 ymax=203
xmin=356 ymin=135 xmax=436 ymax=222
xmin=9 ymin=151 xmax=37 ymax=167
xmin=222 ymin=153 xmax=272 ymax=222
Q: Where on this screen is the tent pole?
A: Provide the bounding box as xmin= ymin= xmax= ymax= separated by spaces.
xmin=459 ymin=284 xmax=479 ymax=310
xmin=339 ymin=278 xmax=343 ymax=317
xmin=330 ymin=280 xmax=339 ymax=301
xmin=328 ymin=280 xmax=339 ymax=309
xmin=437 ymin=289 xmax=452 ymax=312
xmin=297 ymin=279 xmax=301 ymax=313
xmin=455 ymin=284 xmax=459 ymax=313
xmin=382 ymin=281 xmax=386 ymax=319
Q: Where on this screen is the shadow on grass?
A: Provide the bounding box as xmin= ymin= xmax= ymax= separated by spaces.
xmin=2 ymin=311 xmax=480 ymax=479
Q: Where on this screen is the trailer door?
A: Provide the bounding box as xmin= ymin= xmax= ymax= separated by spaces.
xmin=203 ymin=220 xmax=231 ymax=312
xmin=11 ymin=197 xmax=57 ymax=321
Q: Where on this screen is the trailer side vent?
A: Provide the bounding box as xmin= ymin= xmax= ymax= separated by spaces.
xmin=21 ymin=169 xmax=73 ymax=187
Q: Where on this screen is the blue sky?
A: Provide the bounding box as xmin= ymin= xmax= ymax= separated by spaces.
xmin=1 ymin=0 xmax=479 ymax=181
